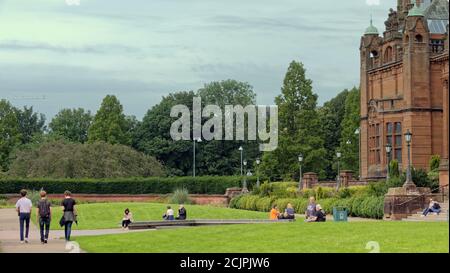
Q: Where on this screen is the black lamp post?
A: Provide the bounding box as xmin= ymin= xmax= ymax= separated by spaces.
xmin=336 ymin=152 xmax=342 ymax=190
xmin=243 ymin=160 xmax=248 ymax=191
xmin=385 ymin=143 xmax=392 ymax=180
xmin=404 ymin=129 xmax=415 ymax=189
xmin=256 ymin=158 xmax=261 ymax=188
xmin=298 ymin=154 xmax=303 ymax=191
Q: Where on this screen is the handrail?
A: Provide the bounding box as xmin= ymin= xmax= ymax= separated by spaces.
xmin=395 ymin=184 xmax=448 ymax=207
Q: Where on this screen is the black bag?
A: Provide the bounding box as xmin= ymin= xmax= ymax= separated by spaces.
xmin=59 ymin=216 xmax=66 ymax=227
xmin=433 ymin=203 xmax=441 ymax=210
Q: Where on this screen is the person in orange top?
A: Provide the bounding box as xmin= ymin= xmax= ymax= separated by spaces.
xmin=270 ymin=205 xmax=280 ymax=220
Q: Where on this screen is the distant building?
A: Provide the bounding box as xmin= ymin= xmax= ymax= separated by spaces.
xmin=359 ymin=0 xmax=449 ymax=187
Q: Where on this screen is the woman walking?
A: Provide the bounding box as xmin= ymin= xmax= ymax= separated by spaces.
xmin=61 ymin=191 xmax=77 ymax=242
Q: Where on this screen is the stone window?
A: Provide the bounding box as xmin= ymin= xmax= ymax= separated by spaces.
xmin=369 ymin=123 xmax=382 ymax=165
xmin=384 ymin=46 xmax=393 ymax=63
xmin=386 ymin=122 xmax=402 ymax=163
xmin=415 ymin=34 xmax=423 ymax=43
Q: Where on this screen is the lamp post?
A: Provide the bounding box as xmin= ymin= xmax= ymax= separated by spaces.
xmin=336 ymin=152 xmax=342 ymax=190
xmin=298 ymin=154 xmax=303 ymax=191
xmin=243 ymin=160 xmax=248 ymax=190
xmin=193 ymin=137 xmax=202 ymax=177
xmin=355 ymin=128 xmax=361 ymax=180
xmin=404 ymin=129 xmax=415 ymax=188
xmin=238 ymin=146 xmax=243 ymax=176
xmin=385 ymin=143 xmax=392 ymax=181
xmin=256 ymin=158 xmax=261 ymax=188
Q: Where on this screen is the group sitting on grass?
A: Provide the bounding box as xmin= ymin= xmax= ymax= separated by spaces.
xmin=269 ymin=197 xmax=326 ymax=222
xmin=163 ymin=205 xmax=187 ymax=221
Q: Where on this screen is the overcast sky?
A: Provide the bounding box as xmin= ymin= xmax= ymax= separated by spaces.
xmin=0 ymin=0 xmax=392 ymax=120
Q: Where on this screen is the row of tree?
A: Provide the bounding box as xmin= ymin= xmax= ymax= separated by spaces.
xmin=0 ymin=60 xmax=360 ymax=180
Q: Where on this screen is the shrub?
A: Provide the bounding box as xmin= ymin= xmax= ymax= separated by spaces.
xmin=389 ymin=159 xmax=400 ymax=178
xmin=0 ymin=176 xmax=256 ymax=195
xmin=255 ymin=197 xmax=273 ymax=212
xmin=8 ymin=140 xmax=165 ymax=178
xmin=168 ymin=188 xmax=193 ymax=204
xmin=429 ymin=155 xmax=441 ymax=171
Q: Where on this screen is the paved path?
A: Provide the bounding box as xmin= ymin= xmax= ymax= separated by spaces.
xmin=0 ymin=209 xmax=149 ymax=253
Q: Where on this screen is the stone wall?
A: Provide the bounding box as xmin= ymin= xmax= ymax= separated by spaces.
xmin=302 ymin=171 xmax=368 ymax=189
xmin=5 ymin=193 xmax=230 ymax=206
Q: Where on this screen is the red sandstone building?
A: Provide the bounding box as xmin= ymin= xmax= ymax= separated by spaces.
xmin=359 ymin=0 xmax=449 ymax=188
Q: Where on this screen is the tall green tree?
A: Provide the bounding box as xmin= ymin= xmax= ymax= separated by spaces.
xmin=15 ymin=106 xmax=46 ymax=144
xmin=49 ymin=108 xmax=93 ymax=143
xmin=197 ymin=80 xmax=259 ymax=176
xmin=0 ymin=100 xmax=21 ymax=171
xmin=338 ymin=87 xmax=360 ymax=174
xmin=134 ymin=91 xmax=196 ymax=176
xmin=261 ymin=61 xmax=326 ymax=180
xmin=318 ymin=89 xmax=350 ymax=179
xmin=88 ymin=95 xmax=130 ymax=145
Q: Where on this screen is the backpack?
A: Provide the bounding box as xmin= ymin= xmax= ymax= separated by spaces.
xmin=38 ymin=199 xmax=51 ymax=218
xmin=433 ymin=203 xmax=441 ymax=210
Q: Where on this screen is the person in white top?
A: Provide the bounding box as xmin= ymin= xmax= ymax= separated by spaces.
xmin=15 ymin=189 xmax=33 ymax=243
xmin=163 ymin=206 xmax=175 ymax=221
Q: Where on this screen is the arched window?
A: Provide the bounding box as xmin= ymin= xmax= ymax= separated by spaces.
xmin=415 ymin=34 xmax=423 ymax=43
xmin=384 ymin=46 xmax=393 ymax=63
xmin=370 ymin=50 xmax=378 ymax=58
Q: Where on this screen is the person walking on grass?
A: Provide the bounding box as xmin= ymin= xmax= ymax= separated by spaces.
xmin=61 ymin=191 xmax=77 ymax=241
xmin=37 ymin=190 xmax=52 ymax=244
xmin=15 ymin=189 xmax=32 ymax=244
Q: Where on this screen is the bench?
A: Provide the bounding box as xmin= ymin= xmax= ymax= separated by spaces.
xmin=128 ymin=219 xmax=295 ymax=230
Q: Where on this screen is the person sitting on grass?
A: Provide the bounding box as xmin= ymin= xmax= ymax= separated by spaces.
xmin=422 ymin=199 xmax=441 ymax=217
xmin=163 ymin=206 xmax=175 ymax=221
xmin=305 ymin=196 xmax=317 ymax=219
xmin=280 ymin=203 xmax=295 ymax=220
xmin=270 ymin=205 xmax=280 ymax=220
xmin=176 ymin=205 xmax=187 ymax=220
xmin=122 ymin=208 xmax=133 ymax=229
xmin=306 ymin=204 xmax=326 ymax=222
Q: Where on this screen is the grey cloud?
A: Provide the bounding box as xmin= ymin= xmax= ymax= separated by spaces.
xmin=0 ymin=40 xmax=142 ymax=55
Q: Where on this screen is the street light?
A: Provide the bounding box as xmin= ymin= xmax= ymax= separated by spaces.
xmin=336 ymin=152 xmax=342 ymax=190
xmin=243 ymin=160 xmax=248 ymax=190
xmin=404 ymin=129 xmax=415 ymax=188
xmin=256 ymin=158 xmax=261 ymax=188
xmin=238 ymin=146 xmax=243 ymax=176
xmin=193 ymin=137 xmax=202 ymax=177
xmin=385 ymin=143 xmax=392 ymax=180
xmin=355 ymin=128 xmax=361 ymax=180
xmin=298 ymin=154 xmax=304 ymax=191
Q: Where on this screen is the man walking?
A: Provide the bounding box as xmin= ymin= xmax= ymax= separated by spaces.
xmin=37 ymin=190 xmax=52 ymax=244
xmin=15 ymin=189 xmax=32 ymax=244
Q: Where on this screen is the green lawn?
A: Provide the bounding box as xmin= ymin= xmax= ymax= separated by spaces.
xmin=74 ymin=221 xmax=449 ymax=253
xmin=32 ymin=202 xmax=269 ymax=230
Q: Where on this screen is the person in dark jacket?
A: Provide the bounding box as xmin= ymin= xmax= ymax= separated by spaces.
xmin=37 ymin=190 xmax=52 ymax=244
xmin=61 ymin=191 xmax=77 ymax=241
xmin=176 ymin=205 xmax=187 ymax=220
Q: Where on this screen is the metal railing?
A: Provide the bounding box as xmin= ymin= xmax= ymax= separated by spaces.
xmin=396 ymin=184 xmax=448 ymax=207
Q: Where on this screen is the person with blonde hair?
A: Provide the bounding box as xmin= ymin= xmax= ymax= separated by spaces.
xmin=37 ymin=190 xmax=52 ymax=244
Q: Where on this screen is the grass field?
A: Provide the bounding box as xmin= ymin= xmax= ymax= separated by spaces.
xmin=31 ymin=202 xmax=269 ymax=230
xmin=74 ymin=221 xmax=449 ymax=253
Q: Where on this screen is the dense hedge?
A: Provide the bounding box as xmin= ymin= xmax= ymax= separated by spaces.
xmin=0 ymin=176 xmax=256 ymax=195
xmin=230 ymin=194 xmax=384 ymax=219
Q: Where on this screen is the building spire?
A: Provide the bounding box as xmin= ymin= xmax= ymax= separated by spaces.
xmin=365 ymin=14 xmax=379 ymax=35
